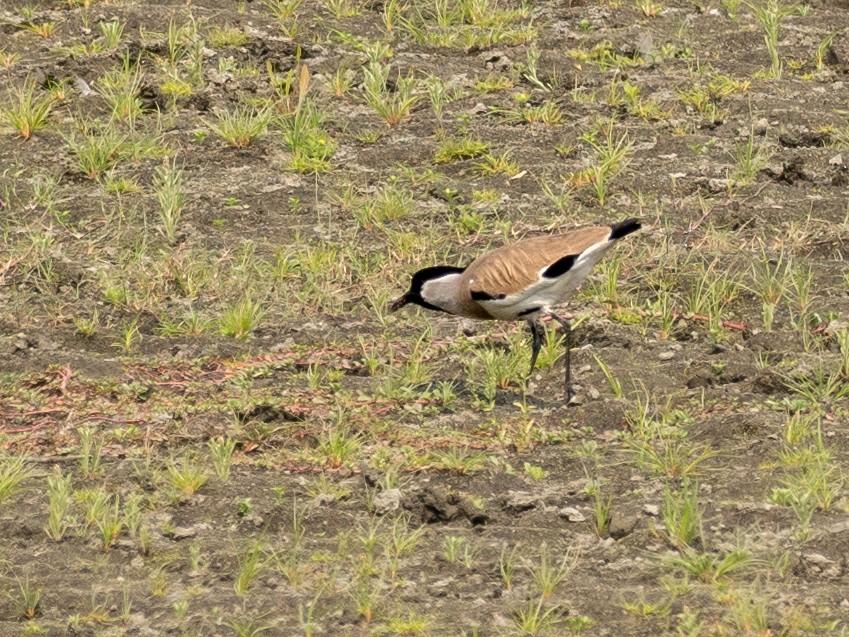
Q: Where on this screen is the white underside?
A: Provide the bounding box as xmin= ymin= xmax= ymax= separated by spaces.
xmin=476 ymin=240 xmax=612 ymax=321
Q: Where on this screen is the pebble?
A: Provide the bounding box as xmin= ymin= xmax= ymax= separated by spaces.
xmin=560 ymin=507 xmax=586 ymax=522
xmin=168 ymin=526 xmax=197 ymax=540
xmin=642 ymin=504 xmax=659 ymax=516
xmin=658 ymin=351 xmax=675 ymax=360
xmin=803 ymin=553 xmax=833 ymax=566
xmin=373 ymin=488 xmax=403 ymax=515
xmin=502 ymin=491 xmax=540 ymax=513
xmin=609 ymin=513 xmax=639 ymax=539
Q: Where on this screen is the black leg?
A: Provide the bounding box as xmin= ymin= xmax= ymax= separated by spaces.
xmin=527 ymin=321 xmax=542 ymax=378
xmin=548 ymin=313 xmax=573 ymax=403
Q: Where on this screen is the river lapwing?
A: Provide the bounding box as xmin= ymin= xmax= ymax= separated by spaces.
xmin=389 ymin=218 xmax=641 ymax=402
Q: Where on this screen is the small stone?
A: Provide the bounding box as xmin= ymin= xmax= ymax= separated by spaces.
xmin=707 ymin=178 xmax=734 ymax=192
xmin=587 ymin=387 xmax=600 ymax=400
xmin=248 ymin=514 xmax=265 ymax=527
xmin=827 ymin=520 xmax=849 ymax=533
xmin=803 ymin=553 xmax=833 ymax=566
xmin=373 ymin=488 xmax=402 ymax=515
xmin=167 ymin=526 xmax=197 ymax=540
xmin=502 ymin=491 xmax=540 ymax=513
xmin=658 ymin=351 xmax=675 ymax=361
xmin=829 ymin=154 xmax=844 ymax=166
xmin=608 ymin=513 xmax=639 ymax=539
xmin=642 ymin=504 xmax=660 ymax=516
xmin=559 ymin=507 xmax=586 ymax=522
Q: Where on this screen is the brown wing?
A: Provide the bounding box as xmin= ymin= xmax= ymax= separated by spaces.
xmin=461 ymin=226 xmax=612 ymax=297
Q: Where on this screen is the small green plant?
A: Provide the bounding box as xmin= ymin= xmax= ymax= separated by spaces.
xmin=636 ymin=0 xmax=664 ymax=17
xmin=14 ymin=575 xmax=41 ymax=620
xmin=262 ymin=0 xmax=303 ymax=20
xmin=474 ymin=150 xmax=520 ymax=176
xmin=324 ymin=0 xmax=365 ymax=17
xmin=208 ymin=436 xmax=237 ymax=480
xmin=73 ymin=309 xmax=100 ymax=337
xmin=593 ymin=353 xmax=624 ymax=398
xmin=685 ymin=260 xmax=742 ymax=336
xmin=530 ymin=544 xmax=577 ymax=599
xmin=378 ymin=610 xmax=431 ymax=635
xmin=65 ymin=126 xmax=129 ymax=180
xmin=632 ymin=432 xmax=717 ymax=480
xmin=428 ymin=447 xmax=488 ymax=474
xmin=523 ymin=46 xmax=555 ymax=91
xmin=663 ymin=545 xmax=752 ymax=582
xmin=434 ymin=137 xmax=489 ymax=163
xmin=748 ymin=0 xmax=798 ymax=78
xmin=349 ymin=574 xmax=381 ymax=623
xmin=99 ymin=20 xmax=125 ymax=49
xmin=282 ymin=99 xmax=336 ymax=173
xmin=98 ymin=57 xmax=144 ymax=123
xmin=523 ymin=462 xmax=548 ymax=481
xmin=95 ymin=495 xmax=124 ymax=550
xmin=0 ymin=49 xmax=22 ymax=68
xmin=21 ymin=19 xmax=60 ymax=38
xmin=78 ymin=426 xmax=104 ymax=476
xmin=815 ymin=31 xmax=840 ymax=71
xmin=45 ymin=468 xmax=73 ymax=541
xmin=443 ymin=535 xmax=466 ymax=564
xmin=219 ymin=297 xmax=264 ymax=339
xmin=208 ymin=24 xmax=250 ymax=47
xmin=593 ymin=488 xmax=612 ymax=538
xmin=168 ymin=454 xmax=209 ymax=496
xmin=316 ymin=421 xmax=362 ymax=468
xmin=732 ymin=128 xmax=773 ymax=185
xmin=2 ymin=78 xmax=54 ymax=139
xmin=512 ymin=595 xmax=564 ymax=635
xmin=207 ymin=104 xmax=272 ymax=148
xmin=499 ymin=544 xmax=520 ymax=590
xmin=116 ymin=317 xmax=141 ymax=352
xmin=582 ymin=123 xmax=634 ymax=206
xmin=0 ymin=454 xmax=33 ymax=504
xmin=124 ymin=492 xmax=144 ymax=537
xmin=662 ymin=480 xmax=702 ymax=548
xmin=362 ymin=61 xmax=420 ymax=125
xmin=234 ymin=542 xmax=264 ymax=597
xmin=153 ymin=159 xmax=185 ymax=244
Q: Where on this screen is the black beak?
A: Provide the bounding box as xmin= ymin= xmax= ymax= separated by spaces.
xmin=389 ymin=294 xmax=410 ymax=313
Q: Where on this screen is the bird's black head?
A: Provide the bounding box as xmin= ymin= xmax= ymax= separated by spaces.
xmin=389 ymin=265 xmax=465 ymax=314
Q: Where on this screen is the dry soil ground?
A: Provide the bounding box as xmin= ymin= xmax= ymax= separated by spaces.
xmin=2 ymin=0 xmax=849 ymax=635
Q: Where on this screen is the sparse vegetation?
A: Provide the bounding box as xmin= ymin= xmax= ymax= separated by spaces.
xmin=0 ymin=0 xmax=847 ymax=634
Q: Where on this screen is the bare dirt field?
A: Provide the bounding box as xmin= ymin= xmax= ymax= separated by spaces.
xmin=2 ymin=0 xmax=849 ymax=635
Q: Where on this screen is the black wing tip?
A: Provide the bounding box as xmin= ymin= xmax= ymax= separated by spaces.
xmin=609 ymin=218 xmax=641 ymax=240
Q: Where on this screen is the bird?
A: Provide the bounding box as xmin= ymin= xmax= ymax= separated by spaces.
xmin=389 ymin=218 xmax=641 ymax=402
